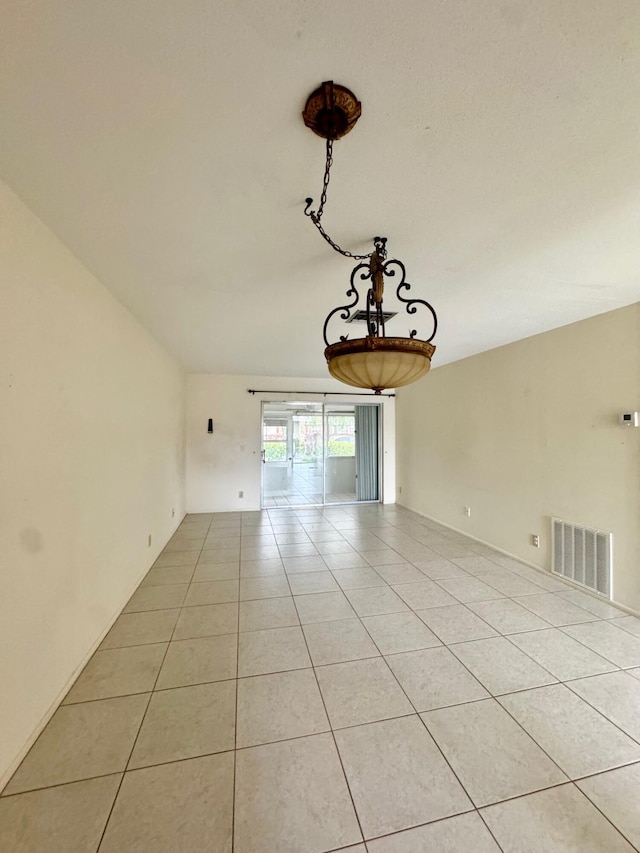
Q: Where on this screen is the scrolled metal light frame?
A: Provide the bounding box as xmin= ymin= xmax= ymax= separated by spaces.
xmin=303 ymin=81 xmax=438 ymax=394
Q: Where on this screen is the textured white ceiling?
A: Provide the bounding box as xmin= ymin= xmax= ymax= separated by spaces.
xmin=1 ymin=0 xmax=639 ymax=376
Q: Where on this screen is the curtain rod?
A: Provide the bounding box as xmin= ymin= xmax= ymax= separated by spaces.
xmin=247 ymin=389 xmax=395 ymax=398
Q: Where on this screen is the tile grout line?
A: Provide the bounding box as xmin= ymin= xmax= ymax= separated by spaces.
xmin=94 ymin=513 xmax=213 ymax=852
xmin=278 ymin=527 xmax=367 ymax=848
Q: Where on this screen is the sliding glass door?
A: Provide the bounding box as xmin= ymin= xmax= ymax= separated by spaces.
xmin=261 ymin=402 xmax=380 ymax=508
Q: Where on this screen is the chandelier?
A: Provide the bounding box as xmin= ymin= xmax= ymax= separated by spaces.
xmin=303 ymin=82 xmax=438 ymax=395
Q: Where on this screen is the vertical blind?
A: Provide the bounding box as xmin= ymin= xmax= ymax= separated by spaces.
xmin=355 ymin=405 xmax=379 ymax=501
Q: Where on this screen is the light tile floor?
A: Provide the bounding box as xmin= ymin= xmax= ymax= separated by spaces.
xmin=2 ymin=505 xmax=640 ymax=852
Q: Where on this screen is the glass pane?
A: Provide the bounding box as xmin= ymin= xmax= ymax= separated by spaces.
xmin=325 ymin=411 xmax=357 ymax=503
xmin=262 ymin=404 xmax=323 ymax=508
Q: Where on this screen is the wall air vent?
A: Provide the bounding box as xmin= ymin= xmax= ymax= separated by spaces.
xmin=551 ymin=517 xmax=612 ymax=598
xmin=346 ymin=310 xmax=397 ymax=324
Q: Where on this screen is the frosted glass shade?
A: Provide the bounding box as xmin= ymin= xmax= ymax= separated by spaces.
xmin=325 ymin=337 xmax=436 ymax=393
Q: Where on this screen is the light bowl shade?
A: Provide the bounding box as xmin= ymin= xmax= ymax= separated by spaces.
xmin=325 ymin=336 xmax=436 ymax=393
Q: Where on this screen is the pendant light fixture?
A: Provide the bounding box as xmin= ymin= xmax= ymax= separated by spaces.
xmin=303 ymin=81 xmax=438 ymax=394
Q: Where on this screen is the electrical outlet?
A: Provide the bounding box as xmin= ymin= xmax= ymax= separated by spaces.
xmin=464 ymin=506 xmax=471 ymax=517
xmin=532 ymin=534 xmax=540 ymax=547
xmin=172 ymin=508 xmax=175 ymax=517
xmin=398 ymin=486 xmax=402 ymax=494
xmin=238 ymin=490 xmax=244 ymax=498
xmin=148 ymin=534 xmax=152 ymax=547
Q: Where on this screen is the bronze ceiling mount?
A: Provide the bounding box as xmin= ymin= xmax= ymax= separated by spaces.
xmin=302 ymin=81 xmax=361 ymax=140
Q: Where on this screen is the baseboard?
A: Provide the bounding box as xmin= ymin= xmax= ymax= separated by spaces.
xmin=0 ymin=515 xmax=183 ymax=793
xmin=398 ymin=502 xmax=640 ymax=620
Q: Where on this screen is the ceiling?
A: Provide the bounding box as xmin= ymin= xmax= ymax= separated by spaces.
xmin=1 ymin=1 xmax=639 ymax=378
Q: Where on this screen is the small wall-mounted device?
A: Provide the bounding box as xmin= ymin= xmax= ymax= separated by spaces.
xmin=207 ymin=418 xmax=214 ymax=434
xmin=619 ymin=412 xmax=639 ymax=427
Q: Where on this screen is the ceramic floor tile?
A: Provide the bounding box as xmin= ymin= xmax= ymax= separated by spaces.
xmin=141 ymin=565 xmax=195 ymax=586
xmin=451 ymin=555 xmax=503 ymax=575
xmin=361 ymin=611 xmax=442 ymax=654
xmin=331 ymin=567 xmax=386 ymax=589
xmin=562 ymin=620 xmax=640 ymax=667
xmin=172 ymin=602 xmax=238 ymax=640
xmin=274 ymin=532 xmax=311 ymax=545
xmin=278 ymin=543 xmax=319 ymax=557
xmin=360 ymin=549 xmax=405 ymax=567
xmin=451 ymin=636 xmax=557 ymax=695
xmin=234 ymin=734 xmax=362 ymax=853
xmin=128 ymin=681 xmax=236 ymax=768
xmin=165 ymin=536 xmax=204 ymax=549
xmin=200 ymin=548 xmax=241 ymax=564
xmin=123 ymin=584 xmax=188 ymax=613
xmin=499 ymin=683 xmax=640 ymax=778
xmin=416 ymin=603 xmax=498 ymax=644
xmin=240 ymin=545 xmax=281 ymax=561
xmin=294 ymin=590 xmax=356 ymax=624
xmin=236 ymin=669 xmax=329 ymax=747
xmin=480 ymin=783 xmax=635 ymax=852
xmin=99 ymin=609 xmax=180 ymax=649
xmin=480 ymin=571 xmax=549 ymax=597
xmin=0 ymin=774 xmax=121 ymax=853
xmin=286 ymin=570 xmax=340 ymax=594
xmin=100 ymin=752 xmax=234 ymax=853
xmin=366 ymin=811 xmax=501 ymax=853
xmin=155 ymin=634 xmax=237 ymax=689
xmin=153 ymin=551 xmax=198 ymax=568
xmin=63 ymin=643 xmax=167 ymax=703
xmin=204 ymin=535 xmax=241 ymax=549
xmin=467 ymin=598 xmax=551 ymax=634
xmin=557 ymin=589 xmax=625 ymax=619
xmin=567 ymin=671 xmax=640 ymax=740
xmin=373 ymin=563 xmax=428 ymax=584
xmin=315 ymin=539 xmax=357 ymax=555
xmin=514 ymin=593 xmax=598 ymax=626
xmin=412 ymin=558 xmax=469 ymax=579
xmin=508 ymin=628 xmax=618 ymax=681
xmin=184 ymin=579 xmax=239 ymax=606
xmin=577 ymin=763 xmax=640 ymax=850
xmin=609 ymin=615 xmax=640 ymax=638
xmin=386 ymin=646 xmax=489 ymax=710
xmin=303 ymin=618 xmax=380 ymax=665
xmin=436 ymin=576 xmax=502 ymax=603
xmin=239 ymin=596 xmax=299 ymax=631
xmin=345 ymin=586 xmax=410 ymax=617
xmin=423 ymin=699 xmax=566 ymax=807
xmin=238 ymin=626 xmax=311 ymax=676
xmin=282 ymin=555 xmax=329 ymax=573
xmin=305 ymin=529 xmax=345 ymax=542
xmin=391 ymin=580 xmax=459 ymax=610
xmin=316 ymin=657 xmax=414 ymax=728
xmin=432 ymin=543 xmax=478 ymax=560
xmin=4 ymin=694 xmax=149 ymax=794
xmin=191 ymin=562 xmax=239 ymax=581
xmin=335 ymin=715 xmax=471 ymax=839
xmin=239 ymin=558 xmax=284 ymax=576
xmin=240 ymin=533 xmax=276 ymax=547
xmin=508 ymin=565 xmax=570 ymax=592
xmin=320 ymin=552 xmax=369 ymax=570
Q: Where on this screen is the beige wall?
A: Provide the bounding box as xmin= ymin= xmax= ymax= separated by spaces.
xmin=187 ymin=374 xmax=396 ymax=511
xmin=396 ymin=304 xmax=640 ymax=612
xmin=0 ymin=179 xmax=186 ymax=787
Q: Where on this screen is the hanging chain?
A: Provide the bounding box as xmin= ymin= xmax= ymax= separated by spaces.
xmin=304 ymin=138 xmax=372 ymax=260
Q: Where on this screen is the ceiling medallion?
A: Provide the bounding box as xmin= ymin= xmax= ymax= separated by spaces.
xmin=303 ymin=81 xmax=437 ymax=394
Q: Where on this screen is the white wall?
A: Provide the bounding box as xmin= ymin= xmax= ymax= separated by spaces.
xmin=396 ymin=303 xmax=640 ymax=612
xmin=187 ymin=374 xmax=396 ymax=511
xmin=0 ymin=179 xmax=186 ymax=788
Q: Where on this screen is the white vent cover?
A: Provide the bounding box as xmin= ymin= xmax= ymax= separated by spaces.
xmin=551 ymin=518 xmax=612 ymax=598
